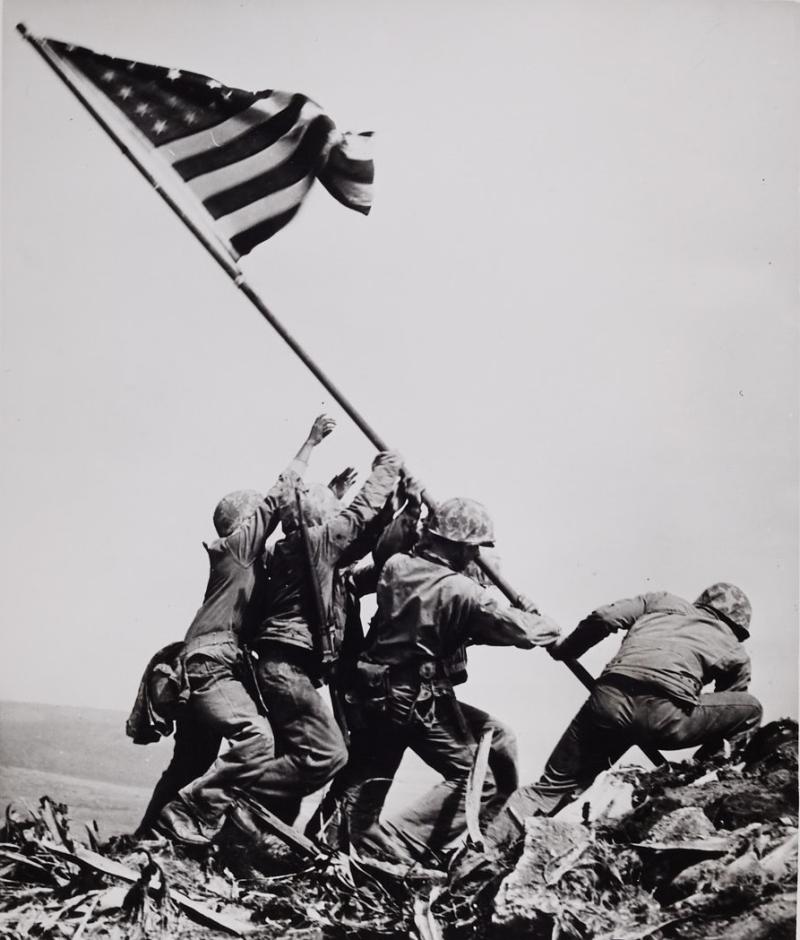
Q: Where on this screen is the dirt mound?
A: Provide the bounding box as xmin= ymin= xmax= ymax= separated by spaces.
xmin=0 ymin=796 xmax=431 ymax=938
xmin=0 ymin=720 xmax=796 ymax=939
xmin=490 ymin=719 xmax=798 ymax=940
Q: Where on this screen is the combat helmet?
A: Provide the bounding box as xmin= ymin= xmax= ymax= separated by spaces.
xmin=426 ymin=497 xmax=495 ymax=547
xmin=213 ymin=489 xmax=263 ymax=537
xmin=695 ymin=582 xmax=752 ymax=639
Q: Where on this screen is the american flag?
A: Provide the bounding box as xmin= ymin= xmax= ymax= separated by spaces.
xmin=41 ymin=37 xmax=374 ymax=256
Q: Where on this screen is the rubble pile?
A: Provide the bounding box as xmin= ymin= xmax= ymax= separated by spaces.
xmin=0 ymin=797 xmax=426 ymax=939
xmin=491 ymin=719 xmax=798 ymax=940
xmin=0 ymin=720 xmax=796 ymax=940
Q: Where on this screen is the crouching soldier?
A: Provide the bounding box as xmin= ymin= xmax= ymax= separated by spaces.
xmin=151 ymin=415 xmax=336 ymax=845
xmin=329 ymin=497 xmax=561 ymax=863
xmin=484 ymin=582 xmax=763 ymax=856
xmin=230 ymin=450 xmax=404 ymax=832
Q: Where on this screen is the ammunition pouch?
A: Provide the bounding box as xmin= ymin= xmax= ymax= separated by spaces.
xmin=347 ymin=660 xmax=391 ymax=715
xmin=443 ymin=643 xmax=469 ymax=686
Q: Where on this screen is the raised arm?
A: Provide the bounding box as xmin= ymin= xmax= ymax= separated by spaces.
xmin=288 ymin=413 xmax=336 ymax=476
xmin=228 ymin=414 xmax=336 ymax=564
xmin=328 ymin=466 xmax=358 ymax=500
xmin=321 ymin=450 xmax=403 ymax=564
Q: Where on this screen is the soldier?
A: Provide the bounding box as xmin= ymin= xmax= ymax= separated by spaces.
xmin=306 ymin=541 xmax=521 ymax=850
xmin=230 ymin=449 xmax=404 ymax=832
xmin=326 ymin=497 xmax=561 ymax=862
xmin=483 ymin=582 xmax=763 ymax=855
xmin=151 ymin=415 xmax=336 ymax=845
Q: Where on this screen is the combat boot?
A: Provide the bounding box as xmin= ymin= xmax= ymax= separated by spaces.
xmin=155 ymin=794 xmax=223 ymax=845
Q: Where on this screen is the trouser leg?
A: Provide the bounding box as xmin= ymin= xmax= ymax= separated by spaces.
xmin=635 ymin=690 xmax=763 ymax=758
xmin=458 ymin=702 xmax=519 ymax=820
xmin=387 ymin=690 xmax=496 ymax=854
xmin=137 ymin=709 xmax=221 ymax=832
xmin=305 ymin=720 xmax=405 ymax=844
xmin=485 ymin=683 xmax=635 ymax=855
xmin=250 ymin=650 xmax=347 ymax=823
xmin=176 ymin=648 xmax=275 ymax=825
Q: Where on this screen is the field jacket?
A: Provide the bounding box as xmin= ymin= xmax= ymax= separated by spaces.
xmin=557 ymin=591 xmax=751 ymax=706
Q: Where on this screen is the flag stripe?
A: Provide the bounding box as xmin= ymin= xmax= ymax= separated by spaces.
xmin=215 ymin=176 xmax=314 ymax=238
xmin=318 ymin=175 xmax=372 ymax=214
xmin=159 ymin=94 xmax=284 ymax=162
xmin=230 ymin=206 xmax=302 ymax=255
xmin=202 ymin=115 xmax=332 ymax=218
xmin=187 ymin=120 xmax=309 ymax=201
xmin=172 ymin=94 xmax=316 ymax=182
xmin=320 ymin=155 xmax=374 ymax=185
xmin=42 ymin=36 xmax=374 ymax=255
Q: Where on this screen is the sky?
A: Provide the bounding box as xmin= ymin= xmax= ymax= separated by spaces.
xmin=1 ymin=0 xmax=798 ymax=783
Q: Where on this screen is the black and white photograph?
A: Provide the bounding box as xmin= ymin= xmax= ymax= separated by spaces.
xmin=1 ymin=1 xmax=798 ymax=937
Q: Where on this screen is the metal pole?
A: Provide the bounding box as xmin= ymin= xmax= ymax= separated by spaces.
xmin=18 ymin=24 xmax=666 ymax=767
xmin=16 ymin=23 xmax=390 ymax=452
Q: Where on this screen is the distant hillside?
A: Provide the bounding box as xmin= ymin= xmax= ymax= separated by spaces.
xmin=0 ymin=701 xmax=169 ymax=834
xmin=0 ymin=700 xmax=437 ymax=835
xmin=0 ymin=700 xmax=171 ymax=789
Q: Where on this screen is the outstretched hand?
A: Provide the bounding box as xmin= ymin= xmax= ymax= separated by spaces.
xmin=516 ymin=594 xmax=540 ymax=615
xmin=400 ymin=472 xmax=425 ymax=506
xmin=307 ymin=413 xmax=336 ymax=445
xmin=329 ymin=467 xmax=358 ymax=499
xmin=534 ymin=616 xmax=562 ymax=648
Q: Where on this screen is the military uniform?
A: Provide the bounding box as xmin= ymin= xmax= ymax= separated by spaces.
xmin=331 ymin=547 xmax=560 ymax=858
xmin=245 ymin=455 xmax=402 ymax=823
xmin=485 ymin=586 xmax=763 ymax=853
xmin=151 ymin=472 xmax=301 ymax=842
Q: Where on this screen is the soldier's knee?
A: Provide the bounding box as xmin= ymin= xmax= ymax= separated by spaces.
xmin=299 ymin=734 xmax=348 ymax=792
xmin=745 ymin=695 xmax=764 ymax=728
xmin=488 ymin=718 xmax=517 ymax=755
xmin=326 ymin=739 xmax=349 ymax=778
xmin=230 ymin=715 xmax=275 ymax=762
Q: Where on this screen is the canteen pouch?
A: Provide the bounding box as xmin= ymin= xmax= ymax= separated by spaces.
xmin=349 ymin=660 xmax=390 ymax=715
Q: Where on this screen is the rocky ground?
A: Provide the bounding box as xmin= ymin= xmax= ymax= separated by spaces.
xmin=0 ymin=720 xmax=796 ymax=940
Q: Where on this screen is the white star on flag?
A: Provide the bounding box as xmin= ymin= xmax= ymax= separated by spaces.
xmin=35 ymin=34 xmax=376 ymax=257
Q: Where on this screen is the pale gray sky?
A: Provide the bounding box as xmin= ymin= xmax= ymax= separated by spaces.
xmin=2 ymin=0 xmax=798 ymax=781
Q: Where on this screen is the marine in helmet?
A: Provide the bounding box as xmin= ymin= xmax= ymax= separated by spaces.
xmin=146 ymin=414 xmax=337 ymax=845
xmin=234 ymin=448 xmax=404 ymax=830
xmin=482 ymin=582 xmax=763 ymax=858
xmin=324 ymin=497 xmax=561 ymax=863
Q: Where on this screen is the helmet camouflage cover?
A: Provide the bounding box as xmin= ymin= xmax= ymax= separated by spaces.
xmin=213 ymin=489 xmax=264 ymax=537
xmin=695 ymin=582 xmax=752 ymax=637
xmin=426 ymin=497 xmax=495 ymax=547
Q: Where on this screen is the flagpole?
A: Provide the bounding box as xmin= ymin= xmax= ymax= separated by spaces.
xmin=18 ymin=24 xmax=665 ymax=766
xmin=16 ymin=22 xmax=389 ymax=451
